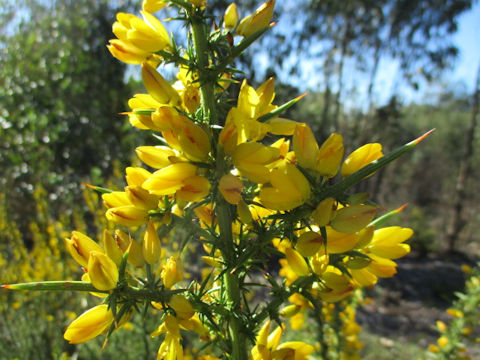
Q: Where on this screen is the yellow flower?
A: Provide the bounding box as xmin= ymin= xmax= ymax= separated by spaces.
xmin=293 ymin=123 xmax=319 ymax=171
xmin=232 ymin=142 xmax=279 ymax=183
xmin=316 ymin=133 xmax=344 ymax=177
xmin=142 ymin=0 xmax=166 ymax=13
xmin=143 ymin=220 xmax=162 ymax=265
xmin=237 ymin=0 xmax=276 ymax=38
xmin=325 ymin=227 xmax=359 ymax=254
xmin=126 ymin=166 xmax=152 ymax=186
xmin=64 ymin=231 xmax=103 ymax=267
xmin=312 ymin=197 xmax=335 ymax=227
xmin=135 ymin=146 xmax=178 ymax=169
xmin=437 ymin=336 xmax=449 ymax=348
xmin=224 ymin=3 xmax=238 ymax=29
xmin=115 ymin=230 xmax=146 ymax=268
xmin=87 ymin=251 xmax=119 ymax=291
xmin=168 ymin=294 xmax=195 ymax=320
xmin=64 ymin=305 xmax=114 ymax=344
xmin=341 ymin=143 xmax=383 ymax=177
xmin=285 ymin=248 xmax=310 ymax=276
xmin=219 ymin=174 xmax=243 ymax=204
xmin=113 ymin=12 xmax=170 ymax=53
xmin=103 ymin=230 xmax=123 ymax=267
xmin=296 ymin=231 xmax=324 ymax=257
xmin=107 ymin=39 xmax=150 ymax=65
xmin=142 ymin=62 xmax=181 ymax=106
xmin=176 ymin=175 xmax=211 ymax=202
xmin=330 ymin=204 xmax=378 ymax=234
xmin=367 ymin=226 xmax=413 ymax=259
xmin=162 ymin=257 xmax=184 ymax=288
xmin=106 ymin=205 xmax=148 ymax=227
xmin=259 ymin=164 xmax=311 ymax=211
xmin=142 ymin=162 xmax=198 ymax=196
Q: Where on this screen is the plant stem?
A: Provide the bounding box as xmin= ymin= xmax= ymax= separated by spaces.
xmin=190 ymin=10 xmax=248 ymax=360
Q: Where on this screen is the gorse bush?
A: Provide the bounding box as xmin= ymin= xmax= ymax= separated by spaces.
xmin=2 ymin=0 xmax=432 ymax=359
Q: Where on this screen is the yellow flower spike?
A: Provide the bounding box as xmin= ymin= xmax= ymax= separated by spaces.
xmin=125 ymin=185 xmax=159 ymax=210
xmin=292 ymin=123 xmax=319 ymax=171
xmin=87 ymin=251 xmax=119 ymax=291
xmin=142 ymin=0 xmax=166 ymax=13
xmin=330 ymin=204 xmax=378 ymax=234
xmin=341 ymin=143 xmax=383 ymax=177
xmin=368 ymin=227 xmax=413 ymax=259
xmin=106 ymin=205 xmax=148 ymax=227
xmin=315 ymin=133 xmax=344 ymax=177
xmin=103 ymin=230 xmax=123 ymax=267
xmin=296 ymin=231 xmax=324 ymax=257
xmin=162 ymin=257 xmax=184 ymax=288
xmin=312 ymin=197 xmax=335 ymax=227
xmin=285 ymin=248 xmax=310 ymax=276
xmin=176 ymin=175 xmax=211 ymax=202
xmin=219 ymin=174 xmax=243 ymax=205
xmin=115 ymin=230 xmax=146 ymax=267
xmin=143 ymin=220 xmax=162 ymax=265
xmin=168 ymin=294 xmax=195 ymax=320
xmin=135 ymin=146 xmax=177 ymax=169
xmin=102 ymin=191 xmax=130 ymax=209
xmin=126 ymin=11 xmax=170 ymax=53
xmin=65 ymin=231 xmax=103 ymax=267
xmin=126 ymin=166 xmax=152 ymax=186
xmin=232 ymin=142 xmax=280 ymax=183
xmin=64 ymin=305 xmax=114 ymax=344
xmin=142 ymin=162 xmax=197 ymax=196
xmin=325 ymin=227 xmax=359 ymax=254
xmin=224 ymin=3 xmax=238 ymax=30
xmin=107 ymin=39 xmax=150 ymax=65
xmin=141 ymin=62 xmax=181 ymax=106
xmin=237 ymin=0 xmax=276 ymax=38
xmin=259 ymin=164 xmax=311 ymax=211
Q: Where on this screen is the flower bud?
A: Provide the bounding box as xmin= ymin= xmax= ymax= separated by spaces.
xmin=161 ymin=257 xmax=183 ymax=288
xmin=135 ymin=146 xmax=177 ymax=169
xmin=143 ymin=220 xmax=162 ymax=265
xmin=142 ymin=62 xmax=181 ymax=106
xmin=87 ymin=251 xmax=119 ymax=291
xmin=103 ymin=230 xmax=123 ymax=267
xmin=316 ymin=133 xmax=344 ymax=177
xmin=115 ymin=230 xmax=146 ymax=267
xmin=237 ymin=0 xmax=275 ymax=38
xmin=285 ymin=248 xmax=310 ymax=276
xmin=142 ymin=0 xmax=165 ymax=13
xmin=341 ymin=143 xmax=383 ymax=177
xmin=106 ymin=205 xmax=148 ymax=227
xmin=64 ymin=305 xmax=114 ymax=344
xmin=224 ymin=3 xmax=238 ymax=30
xmin=65 ymin=231 xmax=103 ymax=267
xmin=292 ymin=123 xmax=319 ymax=171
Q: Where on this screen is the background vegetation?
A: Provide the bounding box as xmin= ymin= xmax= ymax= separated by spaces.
xmin=0 ymin=0 xmax=478 ymax=358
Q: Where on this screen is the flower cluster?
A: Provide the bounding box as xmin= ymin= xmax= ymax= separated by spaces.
xmin=2 ymin=0 xmax=431 ymax=359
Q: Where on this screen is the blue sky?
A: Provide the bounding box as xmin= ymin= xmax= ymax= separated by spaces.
xmin=450 ymin=0 xmax=480 ymax=92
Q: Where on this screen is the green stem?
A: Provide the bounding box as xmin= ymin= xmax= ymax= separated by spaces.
xmin=190 ymin=9 xmax=248 ymax=359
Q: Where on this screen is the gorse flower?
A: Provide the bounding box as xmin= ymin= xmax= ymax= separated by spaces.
xmin=1 ymin=1 xmax=431 ymax=358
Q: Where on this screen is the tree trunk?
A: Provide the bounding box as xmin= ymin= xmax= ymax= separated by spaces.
xmin=446 ymin=60 xmax=480 ymax=252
